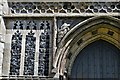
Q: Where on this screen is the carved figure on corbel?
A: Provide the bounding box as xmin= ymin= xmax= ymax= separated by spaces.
xmin=58 ymin=23 xmax=70 ymax=43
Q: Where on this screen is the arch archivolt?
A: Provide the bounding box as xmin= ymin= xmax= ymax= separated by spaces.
xmin=53 ymin=16 xmax=120 ymax=77
xmin=67 ymin=26 xmax=120 ymax=76
xmin=68 ymin=34 xmax=120 ymax=76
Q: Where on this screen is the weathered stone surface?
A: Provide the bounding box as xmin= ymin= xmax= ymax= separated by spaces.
xmin=1 ymin=0 xmax=120 ymax=79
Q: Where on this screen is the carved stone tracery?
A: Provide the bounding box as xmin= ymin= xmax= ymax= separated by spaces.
xmin=38 ymin=22 xmax=50 ymax=76
xmin=1 ymin=0 xmax=120 ymax=79
xmin=10 ymin=30 xmax=22 ymax=75
xmin=8 ymin=2 xmax=120 ymax=14
xmin=7 ymin=19 xmax=52 ymax=76
xmin=24 ymin=30 xmax=36 ymax=75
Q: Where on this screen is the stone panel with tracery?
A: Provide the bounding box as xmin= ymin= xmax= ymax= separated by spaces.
xmin=8 ymin=2 xmax=120 ymax=14
xmin=10 ymin=30 xmax=22 ymax=75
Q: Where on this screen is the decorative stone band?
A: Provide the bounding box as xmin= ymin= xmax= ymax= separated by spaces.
xmin=8 ymin=2 xmax=120 ymax=14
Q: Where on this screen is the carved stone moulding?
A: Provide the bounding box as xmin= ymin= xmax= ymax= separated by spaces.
xmin=8 ymin=2 xmax=120 ymax=14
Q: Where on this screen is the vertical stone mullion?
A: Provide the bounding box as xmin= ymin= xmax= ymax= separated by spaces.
xmin=34 ymin=31 xmax=39 ymax=75
xmin=53 ymin=17 xmax=57 ymax=69
xmin=19 ymin=32 xmax=26 ymax=75
xmin=53 ymin=17 xmax=57 ymax=59
xmin=48 ymin=19 xmax=53 ymax=75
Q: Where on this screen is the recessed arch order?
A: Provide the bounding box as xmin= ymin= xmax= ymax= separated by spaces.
xmin=53 ymin=16 xmax=120 ymax=78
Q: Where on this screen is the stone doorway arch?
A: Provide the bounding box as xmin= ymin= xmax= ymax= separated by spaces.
xmin=70 ymin=39 xmax=120 ymax=79
xmin=53 ymin=16 xmax=120 ymax=79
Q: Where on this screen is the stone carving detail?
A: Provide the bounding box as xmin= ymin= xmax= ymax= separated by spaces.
xmin=24 ymin=31 xmax=36 ymax=75
xmin=38 ymin=23 xmax=50 ymax=76
xmin=26 ymin=21 xmax=37 ymax=30
xmin=6 ymin=18 xmax=52 ymax=76
xmin=13 ymin=21 xmax=23 ymax=29
xmin=10 ymin=30 xmax=22 ymax=75
xmin=9 ymin=19 xmax=51 ymax=30
xmin=8 ymin=2 xmax=120 ymax=14
xmin=58 ymin=23 xmax=70 ymax=43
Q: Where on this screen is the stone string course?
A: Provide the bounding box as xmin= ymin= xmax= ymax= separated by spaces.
xmin=8 ymin=2 xmax=120 ymax=14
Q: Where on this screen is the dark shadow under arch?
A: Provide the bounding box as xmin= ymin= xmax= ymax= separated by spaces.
xmin=70 ymin=39 xmax=120 ymax=79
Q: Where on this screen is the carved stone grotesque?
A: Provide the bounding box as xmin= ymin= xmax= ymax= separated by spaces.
xmin=58 ymin=23 xmax=70 ymax=43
